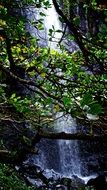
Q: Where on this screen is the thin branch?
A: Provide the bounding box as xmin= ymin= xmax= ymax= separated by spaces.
xmin=0 ymin=150 xmax=11 ymax=154
xmin=0 ymin=63 xmax=63 ymax=105
xmin=52 ymin=0 xmax=89 ymax=64
xmin=58 ymin=24 xmax=67 ymax=45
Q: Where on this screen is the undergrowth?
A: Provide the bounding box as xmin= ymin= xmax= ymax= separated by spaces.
xmin=0 ymin=163 xmax=35 ymax=190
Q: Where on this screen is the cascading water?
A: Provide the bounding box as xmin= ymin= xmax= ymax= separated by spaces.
xmin=25 ymin=0 xmax=83 ymax=178
xmin=53 ymin=113 xmax=81 ymax=177
xmin=23 ymin=0 xmax=62 ymax=48
xmin=30 ymin=113 xmax=82 ymax=177
xmin=44 ymin=0 xmax=62 ymax=49
xmin=25 ymin=0 xmax=107 ymax=183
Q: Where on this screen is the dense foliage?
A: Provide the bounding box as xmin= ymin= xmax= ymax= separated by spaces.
xmin=0 ymin=0 xmax=107 ymax=135
xmin=1 ymin=1 xmax=107 ymax=189
xmin=0 ymin=163 xmax=34 ymax=190
xmin=0 ymin=0 xmax=107 ymax=127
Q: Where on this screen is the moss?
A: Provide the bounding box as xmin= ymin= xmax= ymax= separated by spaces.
xmin=0 ymin=163 xmax=35 ymax=190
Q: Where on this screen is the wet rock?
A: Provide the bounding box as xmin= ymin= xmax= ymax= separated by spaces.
xmin=60 ymin=177 xmax=72 ymax=189
xmin=55 ymin=184 xmax=67 ymax=190
xmin=70 ymin=175 xmax=85 ymax=190
xmin=87 ymin=175 xmax=107 ymax=190
xmin=18 ymin=163 xmax=87 ymax=190
xmin=58 ymin=175 xmax=86 ymax=190
xmin=18 ymin=164 xmax=49 ymax=186
xmin=42 ymin=169 xmax=60 ymax=181
xmin=0 ymin=119 xmax=35 ymax=151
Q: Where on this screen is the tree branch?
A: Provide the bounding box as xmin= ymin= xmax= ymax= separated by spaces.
xmin=0 ymin=63 xmax=63 ymax=106
xmin=36 ymin=131 xmax=107 ymax=141
xmin=52 ymin=0 xmax=89 ymax=64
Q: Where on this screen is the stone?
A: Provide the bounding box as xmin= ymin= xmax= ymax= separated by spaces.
xmin=87 ymin=175 xmax=107 ymax=190
xmin=55 ymin=184 xmax=67 ymax=190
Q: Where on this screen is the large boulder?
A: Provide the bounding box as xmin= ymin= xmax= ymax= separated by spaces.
xmin=87 ymin=175 xmax=107 ymax=190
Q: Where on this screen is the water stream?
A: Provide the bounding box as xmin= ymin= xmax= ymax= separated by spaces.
xmin=25 ymin=0 xmax=107 ymax=183
xmin=30 ymin=114 xmax=81 ymax=177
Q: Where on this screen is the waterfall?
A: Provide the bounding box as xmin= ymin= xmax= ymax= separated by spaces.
xmin=29 ymin=113 xmax=82 ymax=177
xmin=24 ymin=0 xmax=83 ymax=177
xmin=25 ymin=0 xmax=84 ymax=178
xmin=25 ymin=0 xmax=107 ymax=182
xmin=44 ymin=0 xmax=62 ymax=49
xmin=24 ymin=0 xmax=78 ymax=51
xmin=53 ymin=113 xmax=81 ymax=177
xmin=23 ymin=0 xmax=62 ymax=48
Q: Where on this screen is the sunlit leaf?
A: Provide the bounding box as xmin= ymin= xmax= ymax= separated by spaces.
xmin=63 ymin=97 xmax=71 ymax=106
xmin=40 ymin=72 xmax=46 ymax=78
xmin=54 ymin=104 xmax=60 ymax=112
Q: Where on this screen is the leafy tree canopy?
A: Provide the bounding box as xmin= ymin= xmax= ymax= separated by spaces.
xmin=0 ymin=0 xmax=107 ymax=130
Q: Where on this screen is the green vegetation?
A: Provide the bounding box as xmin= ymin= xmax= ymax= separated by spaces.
xmin=0 ymin=0 xmax=107 ymax=189
xmin=0 ymin=163 xmax=34 ymax=190
xmin=0 ymin=163 xmax=94 ymax=190
xmin=0 ymin=0 xmax=107 ymax=125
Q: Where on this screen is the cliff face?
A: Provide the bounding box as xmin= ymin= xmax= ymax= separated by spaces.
xmin=0 ymin=103 xmax=36 ymax=164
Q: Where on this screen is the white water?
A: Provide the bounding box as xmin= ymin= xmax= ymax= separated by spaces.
xmin=25 ymin=0 xmax=89 ymax=178
xmin=33 ymin=0 xmax=82 ymax=177
xmin=29 ymin=113 xmax=82 ymax=177
xmin=28 ymin=112 xmax=98 ymax=183
xmin=23 ymin=0 xmax=62 ymax=48
xmin=44 ymin=0 xmax=62 ymax=49
xmin=54 ymin=113 xmax=81 ymax=176
xmin=25 ymin=0 xmax=104 ymax=182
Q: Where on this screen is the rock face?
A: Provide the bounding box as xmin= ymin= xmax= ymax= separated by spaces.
xmin=0 ymin=114 xmax=36 ymax=164
xmin=87 ymin=175 xmax=107 ymax=190
xmin=18 ymin=163 xmax=86 ymax=190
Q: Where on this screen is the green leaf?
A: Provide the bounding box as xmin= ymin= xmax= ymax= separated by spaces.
xmin=46 ymin=97 xmax=52 ymax=104
xmin=49 ymin=29 xmax=53 ymax=35
xmin=54 ymin=104 xmax=60 ymax=112
xmin=10 ymin=93 xmax=16 ymax=99
xmin=73 ymin=16 xmax=80 ymax=26
xmin=89 ymin=103 xmax=102 ymax=115
xmin=44 ymin=1 xmax=50 ymax=7
xmin=102 ymin=74 xmax=107 ymax=81
xmin=80 ymin=94 xmax=93 ymax=107
xmin=63 ymin=97 xmax=71 ymax=106
xmin=56 ymin=30 xmax=62 ymax=33
xmin=67 ymin=34 xmax=75 ymax=40
xmin=40 ymin=12 xmax=46 ymax=17
xmin=37 ymin=23 xmax=44 ymax=30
